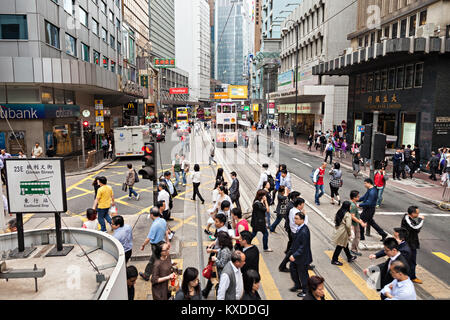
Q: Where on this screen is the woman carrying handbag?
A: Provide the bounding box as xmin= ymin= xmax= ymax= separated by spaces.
xmin=331 ymin=201 xmax=357 ymax=266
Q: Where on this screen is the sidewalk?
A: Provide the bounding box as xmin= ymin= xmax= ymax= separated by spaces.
xmin=261 ymin=130 xmax=449 ymax=206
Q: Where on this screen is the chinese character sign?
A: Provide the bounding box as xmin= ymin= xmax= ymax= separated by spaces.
xmin=5 ymin=159 xmax=67 ymax=213
xmin=154 ymin=58 xmax=176 ymax=68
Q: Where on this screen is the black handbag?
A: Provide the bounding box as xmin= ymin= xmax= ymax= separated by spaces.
xmin=122 ymin=183 xmax=128 ymax=192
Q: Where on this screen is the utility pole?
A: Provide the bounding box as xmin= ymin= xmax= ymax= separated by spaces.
xmin=370 ymin=111 xmax=379 ymax=181
xmin=80 ymin=119 xmax=86 ymax=166
xmin=294 ymin=22 xmax=299 ymax=145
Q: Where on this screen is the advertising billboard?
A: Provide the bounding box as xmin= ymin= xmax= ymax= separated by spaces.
xmin=278 ymin=71 xmax=294 ymax=92
xmin=170 ymin=88 xmax=189 ymax=94
xmin=228 ymin=86 xmax=248 ymax=99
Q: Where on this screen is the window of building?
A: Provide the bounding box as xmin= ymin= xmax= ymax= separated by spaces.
xmin=364 ymin=34 xmax=369 ymax=47
xmin=377 ymin=29 xmax=382 ymax=43
xmin=93 ymin=50 xmax=100 ymax=65
xmin=41 ymin=87 xmax=53 ymax=104
xmin=118 ymin=64 xmax=122 ymax=76
xmin=375 ymin=71 xmax=381 ymax=90
xmin=101 ymin=27 xmax=107 ymax=42
xmin=367 ymin=73 xmax=374 ymax=92
xmin=92 ymin=18 xmax=99 ymax=35
xmin=0 ymin=14 xmax=28 ymax=39
xmin=115 ymin=0 xmax=120 ymax=7
xmin=388 ymin=68 xmax=396 ymax=90
xmin=405 ymin=64 xmax=414 ymax=88
xmin=361 ymin=73 xmax=367 ymax=93
xmin=110 ymin=35 xmax=115 ymax=49
xmin=45 ymin=20 xmax=60 ymax=48
xmin=81 ymin=42 xmax=89 ymax=62
xmin=446 ymin=25 xmax=450 ymax=38
xmin=419 ymin=10 xmax=427 ymax=26
xmin=370 ymin=32 xmax=375 ymax=46
xmin=54 ymin=88 xmax=65 ymax=104
xmin=381 ymin=69 xmax=388 ymax=90
xmin=63 ymin=0 xmax=75 ymax=15
xmin=108 ymin=10 xmax=114 ymax=22
xmin=392 ymin=22 xmax=398 ymax=39
xmin=65 ymin=33 xmax=76 ymax=56
xmin=117 ymin=41 xmax=121 ymax=54
xmin=358 ymin=37 xmax=363 ymax=47
xmin=103 ymin=56 xmax=108 ymax=70
xmin=100 ymin=1 xmax=107 ymax=14
xmin=414 ymin=63 xmax=423 ymax=87
xmin=79 ymin=7 xmax=88 ymax=27
xmin=400 ymin=19 xmax=407 ymax=38
xmin=65 ymin=90 xmax=75 ymax=104
xmin=409 ymin=15 xmax=416 ymax=36
xmin=384 ymin=25 xmax=390 ymax=39
xmin=111 ymin=60 xmax=116 ymax=73
xmin=116 ymin=17 xmax=120 ymax=30
xmin=7 ymin=86 xmax=40 ymax=103
xmin=396 ymin=66 xmax=404 ymax=89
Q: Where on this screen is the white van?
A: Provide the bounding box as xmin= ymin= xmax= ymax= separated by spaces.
xmin=114 ymin=126 xmax=151 ymax=157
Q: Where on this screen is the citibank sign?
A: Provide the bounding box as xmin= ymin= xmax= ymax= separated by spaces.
xmin=0 ymin=104 xmax=80 ymax=120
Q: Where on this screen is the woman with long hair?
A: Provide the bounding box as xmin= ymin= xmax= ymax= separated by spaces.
xmin=251 ymin=190 xmax=273 ymax=252
xmin=212 ymin=231 xmax=233 ymax=277
xmin=331 ymin=201 xmax=356 ymax=266
xmin=151 ymin=242 xmax=177 ymax=300
xmin=215 ymin=167 xmax=224 ymax=184
xmin=231 ymin=207 xmax=249 ymax=250
xmin=174 ymin=267 xmax=202 ymax=300
xmin=241 ymin=269 xmax=261 ymax=300
xmin=92 ymin=176 xmax=101 ymax=199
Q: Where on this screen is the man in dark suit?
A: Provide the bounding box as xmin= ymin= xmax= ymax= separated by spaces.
xmin=369 ymin=227 xmax=412 ymax=264
xmin=229 ymin=172 xmax=240 ymax=209
xmin=289 ymin=212 xmax=313 ymax=298
xmin=239 ymin=231 xmax=259 ymax=275
xmin=364 ymin=237 xmax=409 ymax=290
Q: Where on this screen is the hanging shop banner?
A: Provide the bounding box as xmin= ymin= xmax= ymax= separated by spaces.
xmin=5 ymin=158 xmax=67 ymax=213
xmin=0 ymin=104 xmax=80 ymax=120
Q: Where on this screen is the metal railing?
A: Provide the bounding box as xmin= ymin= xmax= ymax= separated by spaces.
xmin=63 ymin=149 xmax=115 ymax=173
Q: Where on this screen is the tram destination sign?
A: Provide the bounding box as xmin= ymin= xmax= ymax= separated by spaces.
xmin=5 ymin=158 xmax=67 ymax=214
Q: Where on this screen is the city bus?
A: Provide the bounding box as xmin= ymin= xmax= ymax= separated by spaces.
xmin=215 ymin=103 xmax=238 ymax=148
xmin=176 ymin=107 xmax=189 ymax=124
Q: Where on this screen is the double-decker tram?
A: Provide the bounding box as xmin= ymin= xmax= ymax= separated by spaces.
xmin=214 ymin=103 xmax=238 ymax=148
xmin=176 ymin=107 xmax=189 ymax=124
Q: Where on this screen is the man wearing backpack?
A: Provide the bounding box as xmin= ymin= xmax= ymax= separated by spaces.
xmin=312 ymin=163 xmax=327 ymax=205
xmin=257 ymin=163 xmax=274 ymax=191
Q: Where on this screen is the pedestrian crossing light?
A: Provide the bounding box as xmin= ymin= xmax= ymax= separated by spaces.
xmin=139 ymin=142 xmax=157 ymax=181
xmin=83 ymin=121 xmax=89 ymax=128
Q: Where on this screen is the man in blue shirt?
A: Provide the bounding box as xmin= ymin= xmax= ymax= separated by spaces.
xmin=139 ymin=207 xmax=169 ymax=281
xmin=358 ymin=178 xmax=387 ymax=241
xmin=111 ymin=215 xmax=133 ymax=263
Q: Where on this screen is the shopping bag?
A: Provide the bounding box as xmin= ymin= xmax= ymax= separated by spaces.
xmin=109 ymin=205 xmax=118 ymax=216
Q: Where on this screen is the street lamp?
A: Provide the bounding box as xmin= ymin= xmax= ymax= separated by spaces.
xmin=282 ymin=18 xmax=299 ymax=145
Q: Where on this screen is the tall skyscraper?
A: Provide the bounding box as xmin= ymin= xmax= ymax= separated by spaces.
xmin=149 ymin=0 xmax=175 ymax=58
xmin=175 ymin=0 xmax=211 ymax=101
xmin=214 ymin=0 xmax=251 ymax=85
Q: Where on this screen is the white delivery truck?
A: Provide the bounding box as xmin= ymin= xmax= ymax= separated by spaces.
xmin=114 ymin=126 xmax=151 ymax=157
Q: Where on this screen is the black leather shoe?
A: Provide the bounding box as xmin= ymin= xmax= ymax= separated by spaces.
xmin=279 ymin=267 xmax=290 ymax=273
xmin=331 ymin=260 xmax=343 ymax=266
xmin=308 ymin=264 xmax=315 ymax=270
xmin=297 ymin=292 xmax=306 ymax=298
xmin=348 ymin=256 xmax=357 ymax=263
xmin=139 ymin=272 xmax=149 ymax=281
xmin=289 ymin=287 xmax=300 ymax=292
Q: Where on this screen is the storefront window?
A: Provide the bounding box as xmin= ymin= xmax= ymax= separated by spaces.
xmin=7 ymin=86 xmax=40 ymax=103
xmin=0 ymin=85 xmax=6 ymax=103
xmin=381 ymin=69 xmax=388 ymax=90
xmin=396 ymin=66 xmax=404 ymax=89
xmin=54 ymin=89 xmax=64 ymax=104
xmin=414 ymin=63 xmax=423 ymax=87
xmin=65 ymin=90 xmax=75 ymax=104
xmin=375 ymin=71 xmax=381 ymax=91
xmin=402 ymin=114 xmax=417 ymax=147
xmin=53 ymin=124 xmax=73 ymax=155
xmin=367 ymin=73 xmax=374 ymax=92
xmin=405 ymin=64 xmax=414 ymax=88
xmin=388 ymin=68 xmax=396 ymax=90
xmin=41 ymin=87 xmax=53 ymax=104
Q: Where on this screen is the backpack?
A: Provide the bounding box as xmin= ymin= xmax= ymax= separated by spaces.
xmin=309 ymin=168 xmax=317 ymax=183
xmin=267 ymin=174 xmax=275 ymax=191
xmin=134 ymin=169 xmax=139 ymax=183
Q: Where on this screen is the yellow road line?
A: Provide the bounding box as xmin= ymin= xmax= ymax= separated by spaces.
xmin=171 ymin=215 xmax=196 ymax=232
xmin=415 ymin=265 xmax=450 ymax=299
xmin=432 ymin=252 xmax=450 ymax=264
xmin=67 ymin=192 xmax=91 ymax=201
xmin=324 ymin=251 xmax=379 ymax=300
xmin=251 ymin=237 xmax=282 ymax=300
xmin=23 ymin=214 xmax=34 ymax=224
xmin=74 ymin=186 xmax=93 ymax=193
xmin=67 ymin=169 xmax=104 ymax=192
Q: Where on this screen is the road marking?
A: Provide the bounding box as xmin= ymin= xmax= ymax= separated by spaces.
xmin=307 ymin=270 xmax=334 ymax=300
xmin=66 ymin=169 xmax=104 ymax=192
xmin=432 ymin=252 xmax=450 ymax=264
xmin=171 ymin=215 xmax=196 ymax=232
xmin=293 ymin=158 xmax=312 ymax=168
xmin=324 ymin=250 xmax=380 ymax=300
xmin=415 ymin=265 xmax=450 ymax=299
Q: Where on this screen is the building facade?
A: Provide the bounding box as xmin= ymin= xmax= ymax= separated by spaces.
xmin=149 ymin=0 xmax=175 ymax=59
xmin=0 ymin=0 xmax=145 ymax=156
xmin=273 ymin=0 xmax=357 ymax=136
xmin=313 ymin=0 xmax=450 ymax=160
xmin=175 ymin=0 xmax=211 ymax=103
xmin=215 ymin=0 xmax=251 ymax=86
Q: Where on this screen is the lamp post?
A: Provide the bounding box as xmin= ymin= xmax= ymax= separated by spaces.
xmin=282 ymin=19 xmax=299 ymax=145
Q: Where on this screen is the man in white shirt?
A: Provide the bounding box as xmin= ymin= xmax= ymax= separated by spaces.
xmin=32 ymin=143 xmax=43 ymax=158
xmin=217 ymin=251 xmax=246 ymax=300
xmin=157 ymin=182 xmax=171 ymax=221
xmin=280 ymin=169 xmax=292 ymax=193
xmin=288 ymin=198 xmax=308 ymax=234
xmin=381 ymin=260 xmax=416 ymax=300
xmin=257 ymin=163 xmax=271 ymax=190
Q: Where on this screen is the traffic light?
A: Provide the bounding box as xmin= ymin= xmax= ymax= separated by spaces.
xmin=138 ymin=142 xmax=157 ymax=180
xmin=373 ymin=133 xmax=387 ymax=161
xmin=360 ymin=124 xmax=372 ymax=159
xmin=83 ymin=121 xmax=89 ymax=128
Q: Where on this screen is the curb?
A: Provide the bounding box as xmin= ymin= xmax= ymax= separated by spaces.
xmin=65 ymin=158 xmax=118 ymax=177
